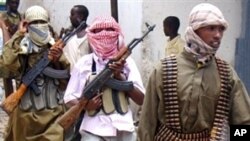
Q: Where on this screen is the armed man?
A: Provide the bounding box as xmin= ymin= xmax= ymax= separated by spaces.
xmin=1 ymin=5 xmax=71 ymax=141
xmin=63 ymin=15 xmax=146 ymax=141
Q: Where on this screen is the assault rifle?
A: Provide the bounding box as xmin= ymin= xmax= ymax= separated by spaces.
xmin=0 ymin=21 xmax=87 ymax=114
xmin=57 ymin=23 xmax=156 ymax=130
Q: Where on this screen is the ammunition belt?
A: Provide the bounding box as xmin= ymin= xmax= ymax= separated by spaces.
xmin=210 ymin=58 xmax=231 ymax=141
xmin=155 ymin=124 xmax=209 ymax=141
xmin=161 ymin=55 xmax=181 ymax=131
xmin=154 ymin=55 xmax=231 ymax=141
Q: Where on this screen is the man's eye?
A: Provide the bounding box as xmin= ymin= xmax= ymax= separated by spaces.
xmin=219 ymin=26 xmax=225 ymax=32
xmin=92 ymin=28 xmax=115 ymax=33
xmin=92 ymin=29 xmax=103 ymax=33
xmin=208 ymin=26 xmax=215 ymax=31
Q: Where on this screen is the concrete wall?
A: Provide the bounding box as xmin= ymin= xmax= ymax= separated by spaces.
xmin=142 ymin=0 xmax=242 ymax=64
xmin=18 ymin=0 xmax=243 ymax=85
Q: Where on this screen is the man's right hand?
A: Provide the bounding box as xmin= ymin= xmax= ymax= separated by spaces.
xmin=85 ymin=93 xmax=103 ymax=111
xmin=48 ymin=39 xmax=64 ymax=62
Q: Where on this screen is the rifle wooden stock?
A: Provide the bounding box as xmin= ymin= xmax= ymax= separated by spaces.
xmin=1 ymin=84 xmax=27 ymax=114
xmin=0 ymin=21 xmax=87 ymax=115
xmin=0 ymin=40 xmax=62 ymax=115
xmin=56 ymin=98 xmax=88 ymax=130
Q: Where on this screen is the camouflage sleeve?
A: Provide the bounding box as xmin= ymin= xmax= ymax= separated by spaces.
xmin=2 ymin=31 xmax=25 ymax=73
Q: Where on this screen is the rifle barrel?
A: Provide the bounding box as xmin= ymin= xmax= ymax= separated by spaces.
xmin=63 ymin=21 xmax=87 ymax=43
xmin=128 ymin=24 xmax=156 ymax=51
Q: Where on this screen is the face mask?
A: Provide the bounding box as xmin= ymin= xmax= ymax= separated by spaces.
xmin=28 ymin=23 xmax=51 ymax=46
xmin=88 ymin=29 xmax=119 ymax=59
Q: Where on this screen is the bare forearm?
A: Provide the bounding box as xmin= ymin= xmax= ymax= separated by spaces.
xmin=127 ymin=86 xmax=144 ymax=105
xmin=114 ymin=72 xmax=144 ymax=105
xmin=65 ymin=99 xmax=79 ymax=109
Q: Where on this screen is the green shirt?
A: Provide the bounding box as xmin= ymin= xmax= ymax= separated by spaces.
xmin=138 ymin=50 xmax=250 ymax=141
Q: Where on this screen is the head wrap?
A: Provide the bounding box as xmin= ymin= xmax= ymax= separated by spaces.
xmin=184 ymin=3 xmax=228 ymax=66
xmin=25 ymin=6 xmax=52 ymax=46
xmin=25 ymin=5 xmax=49 ymax=23
xmin=189 ymin=3 xmax=228 ymax=30
xmin=86 ymin=15 xmax=125 ymax=59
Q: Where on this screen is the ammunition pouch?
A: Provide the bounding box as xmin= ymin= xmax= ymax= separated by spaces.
xmin=19 ymin=73 xmax=66 ymax=111
xmin=86 ymin=74 xmax=129 ymax=116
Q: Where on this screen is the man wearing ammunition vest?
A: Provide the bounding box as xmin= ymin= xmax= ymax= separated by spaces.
xmin=138 ymin=3 xmax=250 ymax=141
xmin=2 ymin=5 xmax=69 ymax=141
xmin=64 ymin=15 xmax=145 ymax=141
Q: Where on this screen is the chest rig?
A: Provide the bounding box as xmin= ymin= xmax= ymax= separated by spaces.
xmin=87 ymin=59 xmax=129 ymax=116
xmin=18 ymin=41 xmax=67 ymax=111
xmin=154 ymin=55 xmax=231 ymax=141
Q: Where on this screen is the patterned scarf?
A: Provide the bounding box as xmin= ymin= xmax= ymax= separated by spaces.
xmin=184 ymin=3 xmax=228 ymax=67
xmin=86 ymin=16 xmax=125 ymax=59
xmin=184 ymin=27 xmax=215 ymax=66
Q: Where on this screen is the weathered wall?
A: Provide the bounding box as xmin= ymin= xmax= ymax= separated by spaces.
xmin=140 ymin=0 xmax=242 ymax=84
xmin=18 ymin=0 xmax=243 ymax=85
xmin=141 ymin=0 xmax=242 ymax=64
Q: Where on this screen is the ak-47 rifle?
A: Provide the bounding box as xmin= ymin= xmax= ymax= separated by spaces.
xmin=57 ymin=23 xmax=156 ymax=130
xmin=0 ymin=21 xmax=87 ymax=114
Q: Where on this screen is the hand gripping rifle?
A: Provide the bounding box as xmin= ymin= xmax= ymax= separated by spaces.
xmin=0 ymin=21 xmax=87 ymax=114
xmin=56 ymin=23 xmax=156 ymax=130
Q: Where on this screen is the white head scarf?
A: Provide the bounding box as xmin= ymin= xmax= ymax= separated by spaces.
xmin=25 ymin=5 xmax=52 ymax=46
xmin=184 ymin=3 xmax=228 ymax=66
